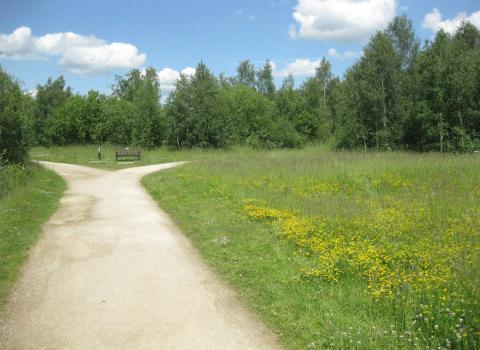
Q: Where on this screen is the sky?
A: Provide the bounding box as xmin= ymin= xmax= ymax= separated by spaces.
xmin=1 ymin=0 xmax=479 ymax=97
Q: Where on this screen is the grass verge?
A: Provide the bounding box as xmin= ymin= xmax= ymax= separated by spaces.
xmin=0 ymin=164 xmax=65 ymax=308
xmin=142 ymin=149 xmax=480 ymax=349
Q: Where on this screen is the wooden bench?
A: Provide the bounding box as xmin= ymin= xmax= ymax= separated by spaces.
xmin=115 ymin=148 xmax=141 ymax=161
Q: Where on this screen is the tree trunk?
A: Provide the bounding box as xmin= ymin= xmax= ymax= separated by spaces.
xmin=439 ymin=118 xmax=443 ymax=153
xmin=459 ymin=113 xmax=465 ymax=148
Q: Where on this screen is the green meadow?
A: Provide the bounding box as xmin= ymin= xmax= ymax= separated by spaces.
xmin=141 ymin=147 xmax=480 ymax=349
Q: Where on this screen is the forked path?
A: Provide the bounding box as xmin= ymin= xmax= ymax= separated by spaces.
xmin=0 ymin=161 xmax=280 ymax=349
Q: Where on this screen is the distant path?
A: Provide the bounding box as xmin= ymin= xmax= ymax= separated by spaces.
xmin=0 ymin=161 xmax=279 ymax=349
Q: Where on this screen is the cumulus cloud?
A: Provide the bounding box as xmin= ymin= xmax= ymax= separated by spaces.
xmin=35 ymin=32 xmax=104 ymax=55
xmin=157 ymin=66 xmax=196 ymax=95
xmin=273 ymin=58 xmax=321 ymax=77
xmin=0 ymin=26 xmax=146 ymax=74
xmin=289 ymin=0 xmax=397 ymax=41
xmin=59 ymin=43 xmax=146 ymax=74
xmin=327 ymin=48 xmax=359 ymax=60
xmin=180 ymin=67 xmax=196 ymax=76
xmin=422 ymin=8 xmax=480 ymax=35
xmin=0 ymin=26 xmax=37 ymax=59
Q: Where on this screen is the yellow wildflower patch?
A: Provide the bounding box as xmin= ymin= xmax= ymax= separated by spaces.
xmin=242 ymin=202 xmax=479 ymax=308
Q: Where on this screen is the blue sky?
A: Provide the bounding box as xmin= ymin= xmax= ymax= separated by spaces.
xmin=1 ymin=0 xmax=479 ymax=96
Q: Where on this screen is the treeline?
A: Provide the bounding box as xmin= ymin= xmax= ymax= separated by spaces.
xmin=1 ymin=16 xmax=480 ymax=165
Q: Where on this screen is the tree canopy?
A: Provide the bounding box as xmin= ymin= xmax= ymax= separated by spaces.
xmin=1 ymin=15 xmax=479 ymax=162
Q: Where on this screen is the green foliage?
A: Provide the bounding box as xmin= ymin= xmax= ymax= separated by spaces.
xmin=0 ymin=68 xmax=30 ymax=165
xmin=236 ymin=60 xmax=256 ymax=89
xmin=48 ymin=95 xmax=89 ymax=145
xmin=98 ymin=97 xmax=135 ymax=145
xmin=342 ymin=32 xmax=400 ymax=149
xmin=34 ymin=76 xmax=72 ymax=144
xmin=112 ymin=67 xmax=165 ymax=148
xmin=165 ymin=62 xmax=232 ymax=148
xmin=224 ymin=84 xmax=275 ymax=143
xmin=334 ymin=17 xmax=480 ymax=152
xmin=256 ymin=60 xmax=276 ymax=97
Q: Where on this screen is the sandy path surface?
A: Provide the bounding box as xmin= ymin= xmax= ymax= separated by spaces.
xmin=0 ymin=161 xmax=280 ymax=349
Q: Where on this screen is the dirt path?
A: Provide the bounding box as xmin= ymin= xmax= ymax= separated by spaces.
xmin=0 ymin=162 xmax=280 ymax=349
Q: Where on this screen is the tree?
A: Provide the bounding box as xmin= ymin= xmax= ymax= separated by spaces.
xmin=299 ymin=58 xmax=335 ymax=141
xmin=166 ymin=62 xmax=232 ymax=148
xmin=334 ymin=72 xmax=370 ymax=150
xmin=450 ymin=22 xmax=480 ymax=149
xmin=0 ymin=68 xmax=30 ymax=165
xmin=223 ymin=84 xmax=274 ymax=145
xmin=343 ymin=32 xmax=400 ymax=149
xmin=47 ymin=95 xmax=85 ymax=145
xmin=112 ymin=69 xmax=143 ymax=102
xmin=99 ymin=97 xmax=136 ymax=145
xmin=166 ymin=74 xmax=194 ymax=148
xmin=276 ymin=75 xmax=312 ymax=140
xmin=415 ymin=30 xmax=453 ymax=151
xmin=190 ymin=62 xmax=232 ymax=147
xmin=34 ymin=76 xmax=72 ymax=144
xmin=276 ymin=75 xmax=299 ymax=120
xmin=316 ymin=58 xmax=333 ymax=104
xmin=236 ymin=60 xmax=256 ymax=89
xmin=256 ymin=60 xmax=275 ymax=96
xmin=112 ymin=67 xmax=164 ymax=147
xmin=386 ymin=15 xmax=419 ymax=70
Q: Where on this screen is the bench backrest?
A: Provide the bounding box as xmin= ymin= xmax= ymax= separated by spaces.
xmin=116 ymin=149 xmax=140 ymax=156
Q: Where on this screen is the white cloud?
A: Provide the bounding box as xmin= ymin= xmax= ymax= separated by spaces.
xmin=35 ymin=32 xmax=104 ymax=55
xmin=157 ymin=66 xmax=196 ymax=95
xmin=181 ymin=67 xmax=196 ymax=76
xmin=289 ymin=0 xmax=397 ymax=41
xmin=59 ymin=43 xmax=146 ymax=74
xmin=327 ymin=48 xmax=359 ymax=60
xmin=0 ymin=26 xmax=146 ymax=74
xmin=273 ymin=58 xmax=321 ymax=77
xmin=0 ymin=26 xmax=37 ymax=59
xmin=422 ymin=8 xmax=480 ymax=35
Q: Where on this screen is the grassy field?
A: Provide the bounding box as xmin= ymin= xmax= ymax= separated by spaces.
xmin=0 ymin=164 xmax=65 ymax=308
xmin=141 ymin=148 xmax=480 ymax=349
xmin=31 ymin=145 xmax=232 ymax=170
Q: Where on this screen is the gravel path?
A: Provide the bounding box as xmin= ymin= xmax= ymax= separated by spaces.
xmin=0 ymin=161 xmax=280 ymax=349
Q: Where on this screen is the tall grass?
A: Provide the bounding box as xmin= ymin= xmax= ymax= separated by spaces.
xmin=143 ymin=148 xmax=480 ymax=349
xmin=0 ymin=165 xmax=30 ymax=199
